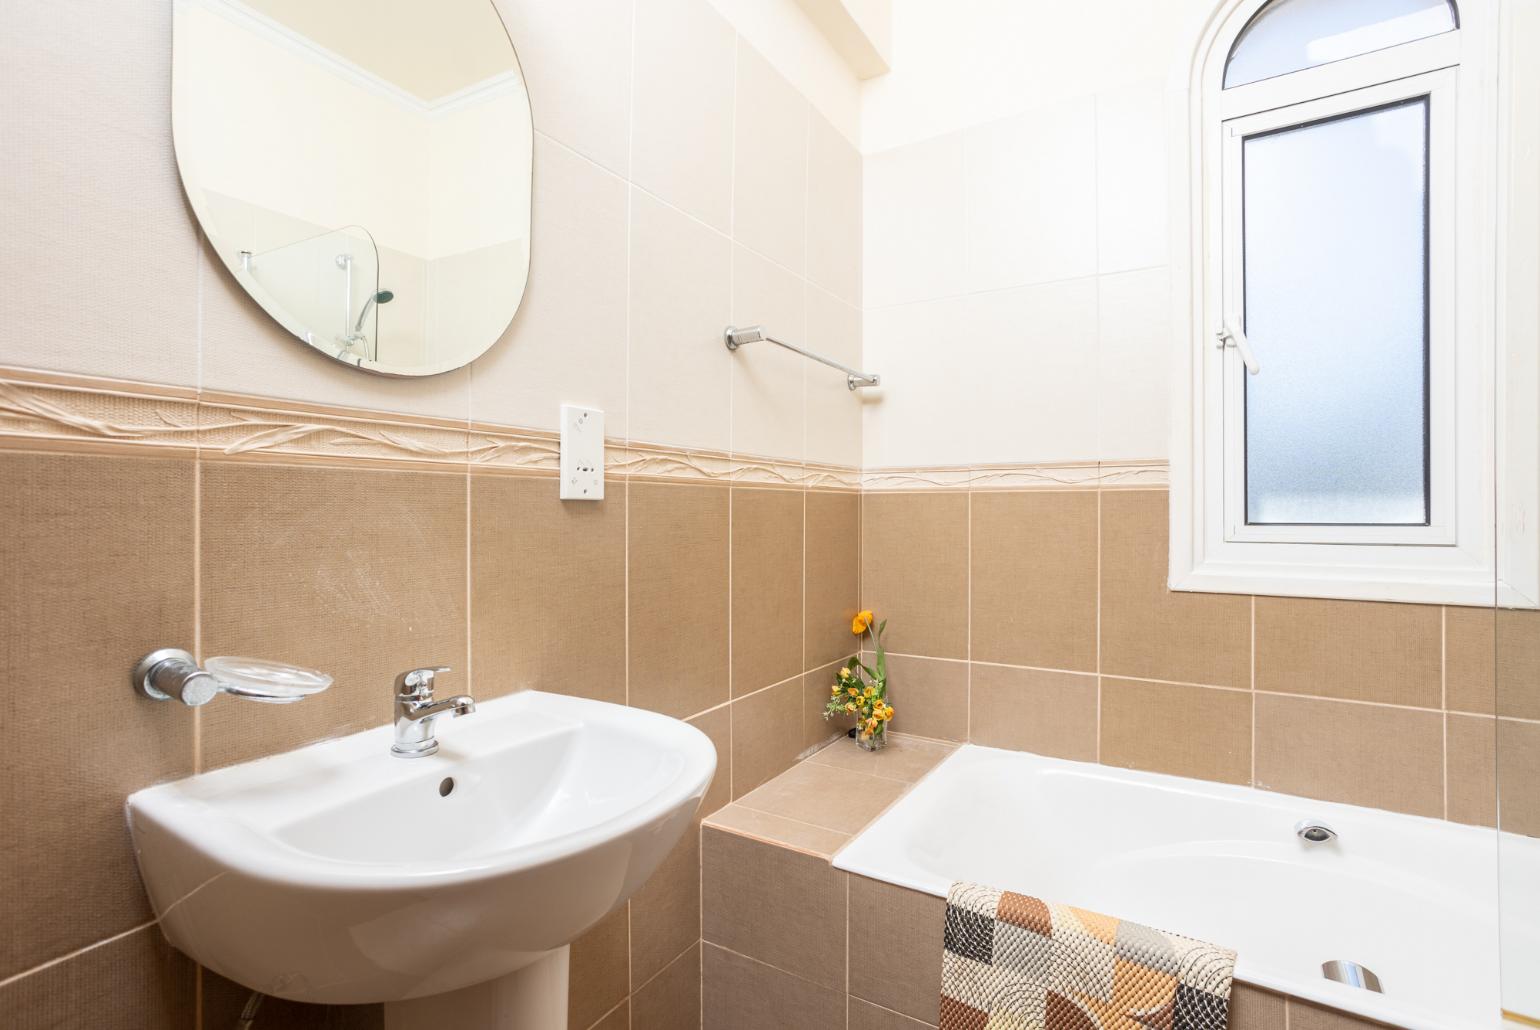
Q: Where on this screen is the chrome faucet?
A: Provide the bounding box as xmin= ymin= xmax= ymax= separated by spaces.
xmin=392 ymin=665 xmax=476 ymax=758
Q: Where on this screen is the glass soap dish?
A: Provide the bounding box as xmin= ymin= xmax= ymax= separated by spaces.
xmin=206 ymin=656 xmax=334 ymax=704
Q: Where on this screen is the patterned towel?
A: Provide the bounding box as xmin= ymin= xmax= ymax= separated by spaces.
xmin=939 ymin=883 xmax=1237 ymax=1030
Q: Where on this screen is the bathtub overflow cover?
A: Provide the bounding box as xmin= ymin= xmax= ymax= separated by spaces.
xmin=1294 ymin=819 xmax=1337 ymax=843
xmin=1322 ymin=960 xmax=1382 ymax=993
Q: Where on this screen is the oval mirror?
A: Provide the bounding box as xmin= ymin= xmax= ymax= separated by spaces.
xmin=171 ymin=0 xmax=531 ymax=376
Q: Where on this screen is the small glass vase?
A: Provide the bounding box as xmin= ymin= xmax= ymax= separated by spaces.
xmin=856 ymin=725 xmax=887 ymax=752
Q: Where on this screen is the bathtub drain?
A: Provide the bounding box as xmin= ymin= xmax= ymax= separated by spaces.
xmin=1322 ymin=960 xmax=1382 ymax=993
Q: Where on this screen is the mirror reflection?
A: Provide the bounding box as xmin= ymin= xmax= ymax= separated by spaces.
xmin=172 ymin=0 xmax=532 ymax=375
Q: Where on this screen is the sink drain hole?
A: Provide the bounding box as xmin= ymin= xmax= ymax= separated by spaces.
xmin=438 ymin=777 xmax=455 ymax=797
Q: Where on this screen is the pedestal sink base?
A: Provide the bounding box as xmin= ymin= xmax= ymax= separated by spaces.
xmin=383 ymin=947 xmax=569 ymax=1030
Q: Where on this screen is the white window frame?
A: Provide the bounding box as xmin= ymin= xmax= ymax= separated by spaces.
xmin=1167 ymin=0 xmax=1528 ymax=607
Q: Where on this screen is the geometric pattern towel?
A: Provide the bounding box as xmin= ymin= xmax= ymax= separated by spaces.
xmin=940 ymin=883 xmax=1237 ymax=1030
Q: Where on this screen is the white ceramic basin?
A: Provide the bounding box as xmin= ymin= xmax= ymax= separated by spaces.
xmin=126 ymin=691 xmax=716 ymax=1006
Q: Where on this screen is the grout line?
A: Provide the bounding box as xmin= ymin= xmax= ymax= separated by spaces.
xmin=1095 ymin=489 xmax=1103 ymax=763
xmin=192 ymin=453 xmax=203 ymax=774
xmin=965 ymin=487 xmax=973 ymax=742
xmin=1441 ymin=605 xmax=1449 ymax=819
xmin=585 ymin=997 xmax=628 ymax=1030
xmin=844 ymin=874 xmax=851 ymax=1030
xmin=0 ymin=920 xmax=159 ymax=990
xmin=1250 ymin=595 xmax=1257 ymax=787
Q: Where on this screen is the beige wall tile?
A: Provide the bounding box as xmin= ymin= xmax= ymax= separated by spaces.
xmin=1100 ymin=491 xmax=1250 ymax=687
xmin=1 ymin=2 xmax=199 ymax=386
xmin=568 ymin=905 xmax=629 ymax=1030
xmin=1446 ymin=714 xmax=1496 ymax=828
xmin=0 ymin=926 xmax=196 ymax=1030
xmin=703 ymin=943 xmax=845 ymax=1030
xmin=694 ymin=706 xmax=734 ymax=818
xmin=1255 ymin=598 xmax=1441 ymax=708
xmin=627 ymin=188 xmax=733 ymax=451
xmin=633 ymin=942 xmax=700 ymax=1030
xmin=0 ymin=453 xmax=196 ymax=978
xmin=1254 ymin=695 xmax=1443 ymax=817
xmin=862 ymin=492 xmax=969 ymax=659
xmin=807 ymin=111 xmax=862 ymax=307
xmin=1496 ymin=608 xmax=1540 ymax=721
xmin=1497 ymin=717 xmax=1540 ymax=838
xmin=493 ymin=0 xmax=633 ymax=176
xmin=630 ymin=0 xmax=736 ymax=233
xmin=731 ymin=245 xmax=807 ymax=462
xmin=732 ymin=487 xmax=804 ymax=694
xmin=471 ymin=476 xmax=625 ymax=703
xmin=805 ymin=290 xmax=864 ymax=468
xmin=1100 ymin=678 xmax=1251 ymax=785
xmin=589 ymin=1001 xmax=628 ymax=1030
xmin=199 ymin=463 xmax=468 ymax=769
xmin=849 ymin=998 xmax=937 ymax=1030
xmin=628 ymin=482 xmax=729 ymax=719
xmin=970 ymin=490 xmax=1098 ymax=672
xmin=736 ymin=761 xmax=906 ymax=834
xmin=702 ymin=827 xmax=846 ymax=989
xmin=848 ymin=876 xmax=945 ymax=1024
xmin=804 ymin=659 xmax=852 ymax=754
xmin=804 ymin=733 xmax=956 ymax=783
xmin=1230 ymin=985 xmax=1287 ymax=1030
xmin=805 ymin=491 xmax=860 ymax=669
xmin=1446 ymin=606 xmax=1495 ymax=714
xmin=704 ymin=806 xmax=851 ymax=859
xmin=468 ymin=137 xmax=629 ymax=435
xmin=970 ymin=665 xmax=1098 ymax=761
xmin=883 ymin=654 xmax=970 ymax=742
xmin=732 ymin=678 xmax=805 ymax=799
xmin=733 ymin=41 xmax=809 ymax=273
xmin=203 ymin=969 xmax=382 ymax=1029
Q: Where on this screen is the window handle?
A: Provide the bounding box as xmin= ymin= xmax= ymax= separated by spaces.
xmin=1217 ymin=321 xmax=1260 ymax=375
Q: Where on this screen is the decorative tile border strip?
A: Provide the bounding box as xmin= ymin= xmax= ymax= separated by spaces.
xmin=0 ymin=367 xmax=860 ymax=487
xmin=865 ymin=459 xmax=1169 ymax=491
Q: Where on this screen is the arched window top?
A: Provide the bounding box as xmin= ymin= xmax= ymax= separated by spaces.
xmin=1224 ymin=0 xmax=1458 ymax=87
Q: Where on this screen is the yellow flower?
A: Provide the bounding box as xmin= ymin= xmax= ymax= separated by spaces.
xmin=844 ymin=702 xmax=856 ymax=713
xmin=838 ymin=667 xmax=853 ymax=680
xmin=863 ymin=685 xmax=875 ymax=698
xmin=847 ymin=686 xmax=860 ymax=697
xmin=882 ymin=706 xmax=895 ymax=721
xmin=851 ymin=610 xmax=874 ymax=634
xmin=831 ymin=684 xmax=841 ymax=697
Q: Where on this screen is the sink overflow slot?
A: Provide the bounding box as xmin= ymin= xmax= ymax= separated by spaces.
xmin=438 ymin=777 xmax=455 ymax=797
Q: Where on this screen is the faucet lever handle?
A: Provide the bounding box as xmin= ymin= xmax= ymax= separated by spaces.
xmin=396 ymin=665 xmax=452 ymax=699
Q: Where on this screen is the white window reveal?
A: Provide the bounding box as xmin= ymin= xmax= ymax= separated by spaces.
xmin=1169 ymin=0 xmax=1513 ymax=606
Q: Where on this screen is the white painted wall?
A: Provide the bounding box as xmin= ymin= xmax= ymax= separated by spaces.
xmin=860 ymin=0 xmax=1207 ymax=469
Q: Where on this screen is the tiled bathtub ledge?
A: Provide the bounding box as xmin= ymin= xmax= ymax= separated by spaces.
xmin=699 ymin=735 xmax=1398 ymax=1030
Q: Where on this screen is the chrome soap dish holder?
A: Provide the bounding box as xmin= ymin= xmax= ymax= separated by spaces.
xmin=133 ymin=648 xmax=333 ymax=707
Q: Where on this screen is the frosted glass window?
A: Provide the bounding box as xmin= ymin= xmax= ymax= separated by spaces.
xmin=1242 ymin=99 xmax=1429 ymax=525
xmin=1225 ymin=0 xmax=1456 ymax=87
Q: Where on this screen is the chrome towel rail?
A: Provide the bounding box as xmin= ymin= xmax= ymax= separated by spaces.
xmin=725 ymin=325 xmax=880 ymax=391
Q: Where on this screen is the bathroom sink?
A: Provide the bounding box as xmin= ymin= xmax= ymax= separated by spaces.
xmin=126 ymin=691 xmax=715 ymax=1009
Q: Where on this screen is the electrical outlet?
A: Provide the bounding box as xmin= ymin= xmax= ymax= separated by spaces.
xmin=559 ymin=405 xmax=604 ymax=500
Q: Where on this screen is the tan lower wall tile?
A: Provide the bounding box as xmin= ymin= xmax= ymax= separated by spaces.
xmin=470 ymin=475 xmax=625 ymax=703
xmin=588 ymin=1000 xmax=628 ymax=1030
xmin=969 ymin=665 xmax=1097 ymax=761
xmin=199 ymin=462 xmax=468 ymax=769
xmin=1446 ymin=606 xmax=1496 ymax=715
xmin=1496 ymin=608 xmax=1540 ymax=721
xmin=1254 ymin=597 xmax=1441 ymax=708
xmin=0 ymin=452 xmax=195 ymax=978
xmin=970 ymin=490 xmax=1098 ymax=672
xmin=567 ymin=905 xmax=629 ymax=1030
xmin=1230 ymin=984 xmax=1287 ymax=1030
xmin=732 ymin=487 xmax=804 ymax=695
xmin=702 ymin=827 xmax=846 ymax=990
xmin=732 ymin=677 xmax=805 ymax=799
xmin=628 ymin=482 xmax=729 ymax=719
xmin=0 ymin=926 xmax=196 ymax=1030
xmin=806 ymin=491 xmax=860 ymax=668
xmin=1497 ymin=717 xmax=1540 ymax=837
xmin=1450 ymin=607 xmax=1540 ymax=721
xmin=202 ymin=968 xmax=382 ymax=1029
xmin=883 ymin=654 xmax=969 ymax=742
xmin=849 ymin=997 xmax=937 ymax=1029
xmin=693 ymin=706 xmax=733 ymax=817
xmin=861 ymin=492 xmax=969 ymax=659
xmin=1100 ymin=678 xmax=1251 ymax=785
xmin=703 ymin=943 xmax=845 ymax=1030
xmin=1446 ymin=713 xmax=1497 ymax=828
xmin=1254 ymin=695 xmax=1443 ymax=818
xmin=1287 ymin=998 xmax=1399 ymax=1030
xmin=848 ymin=876 xmax=945 ymax=1024
xmin=736 ymin=761 xmax=907 ymax=835
xmin=633 ymin=942 xmax=700 ymax=1030
xmin=1100 ymin=490 xmax=1250 ymax=688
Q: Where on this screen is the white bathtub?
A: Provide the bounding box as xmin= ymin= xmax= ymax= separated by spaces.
xmin=833 ymin=744 xmax=1537 ymax=1030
